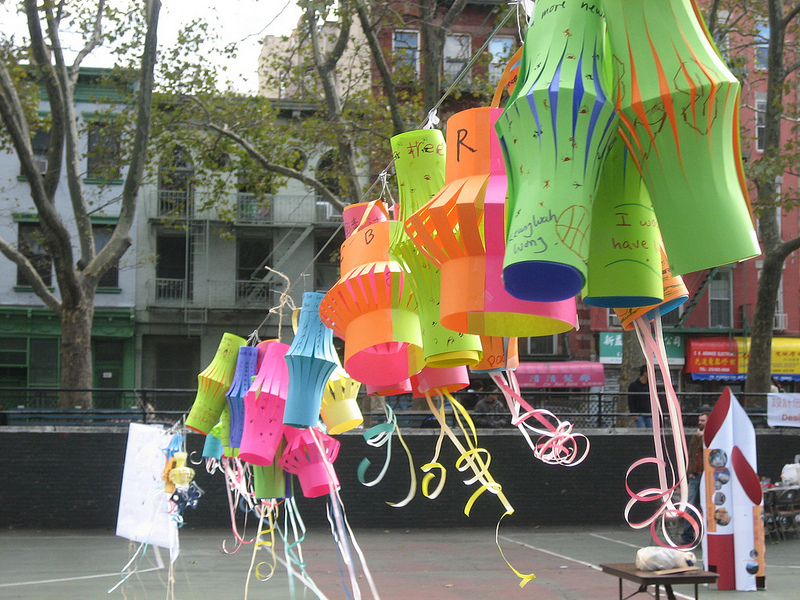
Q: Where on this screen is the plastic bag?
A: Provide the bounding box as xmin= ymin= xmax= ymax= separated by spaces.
xmin=635 ymin=546 xmax=696 ymax=571
xmin=780 ymin=463 xmax=800 ymax=485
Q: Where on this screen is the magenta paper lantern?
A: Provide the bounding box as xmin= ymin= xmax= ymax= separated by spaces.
xmin=238 ymin=341 xmax=291 ymax=466
xmin=279 ymin=427 xmax=341 ymax=498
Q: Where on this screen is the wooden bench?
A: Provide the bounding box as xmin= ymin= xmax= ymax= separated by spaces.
xmin=600 ymin=563 xmax=719 ymax=600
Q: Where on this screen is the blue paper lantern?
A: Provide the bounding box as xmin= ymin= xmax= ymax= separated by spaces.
xmin=283 ymin=292 xmax=339 ymax=428
xmin=225 ymin=345 xmax=258 ymax=448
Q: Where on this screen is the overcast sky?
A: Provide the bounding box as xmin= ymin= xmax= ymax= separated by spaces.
xmin=0 ymin=1 xmax=303 ymax=93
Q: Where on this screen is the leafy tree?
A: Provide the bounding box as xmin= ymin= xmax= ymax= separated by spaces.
xmin=703 ymin=0 xmax=800 ymax=399
xmin=0 ymin=0 xmax=161 ymax=408
xmin=158 ymin=0 xmax=511 ymax=220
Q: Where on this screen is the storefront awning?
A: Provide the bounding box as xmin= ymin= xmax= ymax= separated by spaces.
xmin=514 ymin=361 xmax=605 ymax=388
xmin=685 ymin=337 xmax=800 ymax=381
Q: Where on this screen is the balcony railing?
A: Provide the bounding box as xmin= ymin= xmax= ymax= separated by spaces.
xmin=158 ymin=189 xmax=192 ymax=217
xmin=235 ymin=280 xmax=271 ymax=306
xmin=155 ymin=278 xmax=186 ymax=301
xmin=237 ymin=193 xmax=273 ymax=223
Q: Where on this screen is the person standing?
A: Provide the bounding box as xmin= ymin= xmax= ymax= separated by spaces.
xmin=681 ymin=412 xmax=709 ymax=544
xmin=627 ymin=365 xmax=652 ymax=428
xmin=473 ymin=392 xmax=508 ymax=428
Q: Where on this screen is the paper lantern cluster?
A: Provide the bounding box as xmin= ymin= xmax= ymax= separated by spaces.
xmin=168 ymin=3 xmax=762 ymax=594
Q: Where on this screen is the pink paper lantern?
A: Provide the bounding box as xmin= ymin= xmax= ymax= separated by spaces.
xmin=238 ymin=341 xmax=290 ymax=466
xmin=411 ymin=365 xmax=470 ymax=397
xmin=279 ymin=427 xmax=341 ymax=498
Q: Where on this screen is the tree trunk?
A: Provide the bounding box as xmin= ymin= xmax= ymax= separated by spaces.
xmin=59 ymin=299 xmax=95 ymax=409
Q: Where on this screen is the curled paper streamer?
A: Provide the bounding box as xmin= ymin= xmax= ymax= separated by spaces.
xmin=424 ymin=392 xmax=536 ymax=588
xmin=356 ymin=402 xmax=418 ymax=508
xmin=490 ymin=370 xmax=590 ymax=467
xmin=622 ymin=314 xmax=703 ymax=549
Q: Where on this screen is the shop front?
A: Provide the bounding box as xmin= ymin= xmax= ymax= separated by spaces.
xmin=685 ymin=336 xmax=800 ymax=391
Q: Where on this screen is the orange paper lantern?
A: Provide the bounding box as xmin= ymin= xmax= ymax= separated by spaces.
xmin=404 ymin=107 xmax=578 ymax=337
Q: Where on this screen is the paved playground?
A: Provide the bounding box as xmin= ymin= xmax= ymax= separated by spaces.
xmin=1 ymin=525 xmax=797 ymax=600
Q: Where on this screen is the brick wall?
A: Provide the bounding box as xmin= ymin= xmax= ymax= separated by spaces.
xmin=0 ymin=428 xmax=797 ymax=530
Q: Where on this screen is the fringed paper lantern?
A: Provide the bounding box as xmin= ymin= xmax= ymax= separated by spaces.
xmin=495 ymin=0 xmax=618 ymax=302
xmin=252 ymin=439 xmax=291 ymax=499
xmin=202 ymin=432 xmax=223 ymax=460
xmin=279 ymin=427 xmax=341 ymax=498
xmin=321 ymin=366 xmax=363 ymax=435
xmin=583 ymin=140 xmax=663 ymax=308
xmin=603 ymin=0 xmax=759 ymax=275
xmin=283 ymin=292 xmax=339 ymax=428
xmin=613 ymin=244 xmax=689 ymax=330
xmin=366 ymin=379 xmax=413 ymax=397
xmin=343 ymin=200 xmax=389 ymax=237
xmin=389 ymin=129 xmax=483 ymax=368
xmin=225 ymin=345 xmax=258 ymax=449
xmin=405 ymin=106 xmax=578 ymax=337
xmin=210 ymin=405 xmax=231 ymax=454
xmin=186 ymin=332 xmax=246 ymax=434
xmin=238 ymin=341 xmax=290 ymax=466
xmin=471 ymin=336 xmax=519 ymax=373
xmin=167 ymin=452 xmax=195 ymax=489
xmin=411 ymin=365 xmax=470 ymax=398
xmin=320 ymin=202 xmax=423 ymax=387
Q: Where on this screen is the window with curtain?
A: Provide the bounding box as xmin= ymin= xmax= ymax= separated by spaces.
xmin=17 ymin=223 xmax=51 ymax=287
xmin=443 ymin=33 xmax=471 ymax=85
xmin=709 ymin=268 xmax=732 ymax=328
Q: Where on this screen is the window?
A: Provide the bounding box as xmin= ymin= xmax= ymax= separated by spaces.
xmin=443 ymin=33 xmax=471 ymax=85
xmin=0 ymin=337 xmax=59 ymax=389
xmin=93 ymin=226 xmax=119 ymax=288
xmin=17 ymin=223 xmax=51 ymax=287
xmin=755 ymin=92 xmax=766 ymax=152
xmin=711 ymin=10 xmax=730 ymax=60
xmin=755 ymin=21 xmax=769 ymax=70
xmin=155 ymin=341 xmax=199 ymax=389
xmin=393 ymin=30 xmax=420 ymax=77
xmin=520 ymin=335 xmax=558 ymax=356
xmin=608 ymin=310 xmax=622 ymax=328
xmin=488 ymin=36 xmax=516 ymax=83
xmin=236 ymin=236 xmax=272 ymax=304
xmin=660 ymin=306 xmax=681 ymax=328
xmin=158 ymin=146 xmax=194 ymax=216
xmin=86 ymin=121 xmax=121 ymax=180
xmin=22 ymin=129 xmax=50 ymax=176
xmin=709 ymin=268 xmax=732 ymax=328
xmin=155 ymin=233 xmax=189 ymax=300
xmin=314 ymin=230 xmax=345 ymax=292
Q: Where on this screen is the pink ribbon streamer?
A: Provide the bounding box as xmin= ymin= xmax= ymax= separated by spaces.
xmin=490 ymin=370 xmax=589 ymax=466
xmin=623 ymin=314 xmax=704 ymax=548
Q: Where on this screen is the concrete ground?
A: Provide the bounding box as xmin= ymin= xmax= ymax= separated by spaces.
xmin=1 ymin=525 xmax=797 ymax=600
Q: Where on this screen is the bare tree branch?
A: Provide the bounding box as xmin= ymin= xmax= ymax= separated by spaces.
xmin=87 ymin=0 xmax=162 ymax=286
xmin=352 ymin=0 xmax=407 ymax=135
xmin=0 ymin=237 xmax=61 ymax=314
xmin=70 ymin=0 xmax=106 ymax=82
xmin=189 ymin=117 xmax=346 ymax=212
